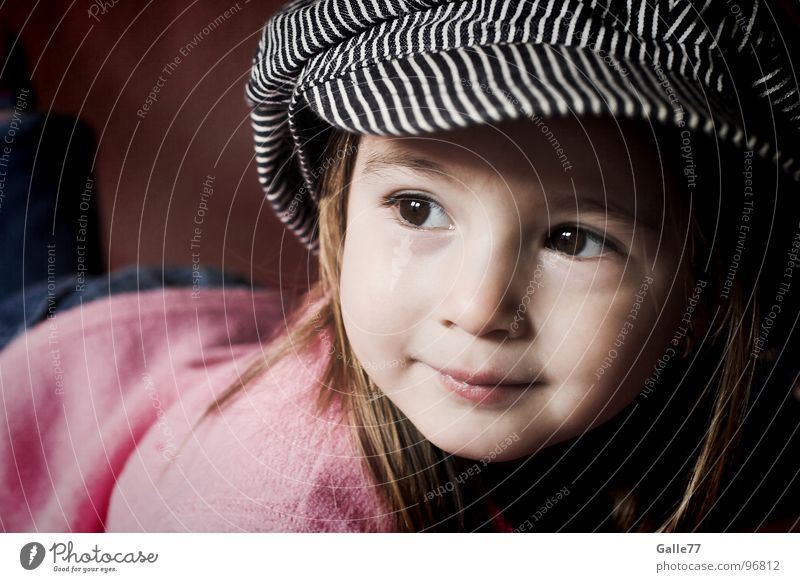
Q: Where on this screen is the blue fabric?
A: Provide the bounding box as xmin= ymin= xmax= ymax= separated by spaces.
xmin=0 ymin=111 xmax=102 ymax=296
xmin=0 ymin=111 xmax=252 ymax=352
xmin=0 ymin=266 xmax=252 ymax=352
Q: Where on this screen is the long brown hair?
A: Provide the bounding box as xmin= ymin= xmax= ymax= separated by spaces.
xmin=195 ymin=123 xmax=785 ymax=532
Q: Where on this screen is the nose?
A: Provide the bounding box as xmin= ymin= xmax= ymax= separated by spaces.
xmin=438 ymin=235 xmax=533 ymax=339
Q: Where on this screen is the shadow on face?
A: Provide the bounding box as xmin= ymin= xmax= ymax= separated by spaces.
xmin=338 ymin=115 xmax=698 ymax=461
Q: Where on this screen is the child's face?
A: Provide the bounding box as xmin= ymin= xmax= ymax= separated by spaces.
xmin=339 ymin=118 xmax=689 ymax=462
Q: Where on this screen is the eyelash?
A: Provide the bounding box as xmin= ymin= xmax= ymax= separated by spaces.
xmin=379 ymin=192 xmax=624 ymax=257
xmin=547 ymin=225 xmax=622 ymax=259
xmin=380 ymin=192 xmax=453 ymax=231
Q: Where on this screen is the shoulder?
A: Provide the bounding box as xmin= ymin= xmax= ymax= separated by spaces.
xmin=1 ymin=285 xmax=291 ymax=364
xmin=106 ymin=324 xmax=396 ymax=532
xmin=0 ymin=285 xmax=294 ymax=423
xmin=0 ymin=285 xmax=295 ymax=531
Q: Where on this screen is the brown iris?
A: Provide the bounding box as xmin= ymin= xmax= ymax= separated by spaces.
xmin=398 ymin=199 xmax=429 ymax=227
xmin=547 ymin=226 xmax=590 ymax=256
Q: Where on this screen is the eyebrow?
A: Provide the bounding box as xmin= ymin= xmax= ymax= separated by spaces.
xmin=564 ymin=196 xmax=660 ymax=232
xmin=361 ymin=150 xmax=452 ymax=180
xmin=362 ymin=150 xmax=660 ymax=231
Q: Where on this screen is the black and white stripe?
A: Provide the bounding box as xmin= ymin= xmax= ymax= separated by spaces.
xmin=246 ymin=0 xmax=800 ymax=254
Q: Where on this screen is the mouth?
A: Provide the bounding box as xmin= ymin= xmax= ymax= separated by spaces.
xmin=431 ymin=366 xmax=542 ymax=407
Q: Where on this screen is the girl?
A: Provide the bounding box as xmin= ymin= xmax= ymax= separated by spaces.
xmin=2 ymin=0 xmax=799 ymax=533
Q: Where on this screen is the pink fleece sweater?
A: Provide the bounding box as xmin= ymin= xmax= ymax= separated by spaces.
xmin=0 ymin=287 xmax=399 ymax=532
xmin=1 ymin=286 xmax=514 ymax=532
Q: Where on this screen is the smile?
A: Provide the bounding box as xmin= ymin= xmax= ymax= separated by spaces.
xmin=432 ymin=367 xmax=540 ymax=407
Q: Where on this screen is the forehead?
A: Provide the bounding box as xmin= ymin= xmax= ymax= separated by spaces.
xmin=354 ymin=117 xmax=675 ymax=228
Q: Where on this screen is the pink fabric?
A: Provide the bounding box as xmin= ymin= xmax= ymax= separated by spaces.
xmin=0 ymin=287 xmax=394 ymax=532
xmin=0 ymin=286 xmax=513 ymax=532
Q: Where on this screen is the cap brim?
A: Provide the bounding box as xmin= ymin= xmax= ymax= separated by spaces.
xmin=251 ymin=41 xmax=797 ymax=254
xmin=306 ymin=43 xmax=763 ymax=150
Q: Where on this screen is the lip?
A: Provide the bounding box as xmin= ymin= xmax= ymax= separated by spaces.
xmin=431 ymin=365 xmax=540 ymax=407
xmin=434 ymin=366 xmax=537 ymax=386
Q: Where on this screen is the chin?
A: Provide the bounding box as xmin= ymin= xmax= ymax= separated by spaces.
xmin=420 ymin=424 xmax=532 ymax=463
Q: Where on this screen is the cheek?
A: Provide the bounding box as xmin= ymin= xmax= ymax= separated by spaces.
xmin=340 ymin=203 xmax=446 ymax=333
xmin=339 ymin=212 xmax=422 ymax=374
xmin=532 ymin=261 xmax=659 ymax=385
xmin=519 ymin=266 xmax=664 ymax=441
xmin=339 ymin=211 xmax=397 ymax=332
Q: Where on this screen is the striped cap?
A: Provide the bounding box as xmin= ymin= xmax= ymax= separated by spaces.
xmin=246 ymin=0 xmax=800 ymax=254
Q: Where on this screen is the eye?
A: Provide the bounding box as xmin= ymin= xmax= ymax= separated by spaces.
xmin=381 ymin=192 xmax=454 ymax=230
xmin=544 ymin=225 xmax=618 ymax=258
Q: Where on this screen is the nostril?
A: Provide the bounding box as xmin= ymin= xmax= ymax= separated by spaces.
xmin=507 ymin=321 xmax=526 ymax=339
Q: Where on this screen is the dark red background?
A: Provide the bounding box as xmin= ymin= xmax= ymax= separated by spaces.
xmin=0 ymin=0 xmax=313 ymax=291
xmin=2 ymin=0 xmax=799 ymax=293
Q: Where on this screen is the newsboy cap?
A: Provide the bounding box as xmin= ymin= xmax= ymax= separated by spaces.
xmin=245 ymin=0 xmax=800 ymax=254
